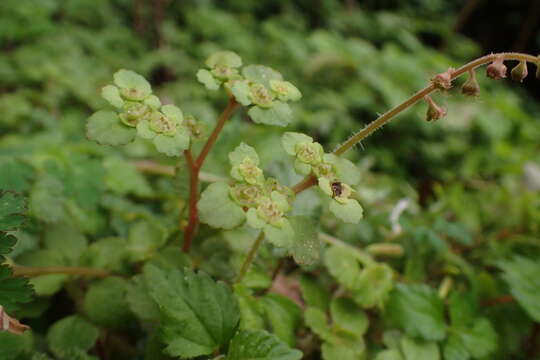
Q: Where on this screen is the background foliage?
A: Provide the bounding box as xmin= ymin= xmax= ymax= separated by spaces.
xmin=1 ymin=0 xmax=540 ymax=359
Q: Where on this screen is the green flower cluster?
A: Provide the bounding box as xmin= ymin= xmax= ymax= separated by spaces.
xmin=87 ymin=69 xmax=202 ymax=156
xmin=282 ymin=132 xmax=363 ymax=224
xmin=197 ymin=51 xmax=301 ymax=127
xmin=198 ymin=143 xmax=295 ymax=248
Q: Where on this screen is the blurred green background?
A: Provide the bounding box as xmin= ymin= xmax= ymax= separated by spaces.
xmin=1 ymin=0 xmax=540 ymax=359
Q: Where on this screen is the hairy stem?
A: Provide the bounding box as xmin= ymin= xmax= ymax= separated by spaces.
xmin=12 ymin=266 xmax=111 ymax=278
xmin=235 ymin=232 xmax=265 ymax=283
xmin=290 ymin=52 xmax=539 ymax=193
xmin=182 ymin=97 xmax=239 ymax=253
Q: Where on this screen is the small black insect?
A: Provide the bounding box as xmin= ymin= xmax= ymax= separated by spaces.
xmin=331 ymin=181 xmax=343 ymax=198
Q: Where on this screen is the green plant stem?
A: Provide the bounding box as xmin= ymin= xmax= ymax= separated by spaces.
xmin=182 ymin=97 xmax=239 ymax=253
xmin=235 ymin=231 xmax=265 ymax=283
xmin=12 ymin=266 xmax=111 ymax=278
xmin=133 ymin=160 xmax=227 ymax=182
xmin=290 ymin=52 xmax=539 ymax=193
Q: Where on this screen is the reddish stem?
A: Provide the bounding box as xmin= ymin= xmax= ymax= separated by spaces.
xmin=182 ymin=98 xmax=238 ymax=252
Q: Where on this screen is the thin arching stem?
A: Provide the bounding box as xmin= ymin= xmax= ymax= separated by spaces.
xmin=235 ymin=231 xmax=265 ymax=283
xmin=12 ymin=266 xmax=111 ymax=278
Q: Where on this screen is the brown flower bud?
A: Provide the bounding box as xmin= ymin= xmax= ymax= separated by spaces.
xmin=432 ymin=68 xmax=454 ymax=90
xmin=486 ymin=56 xmax=507 ymax=80
xmin=511 ymin=60 xmax=528 ymax=82
xmin=461 ymin=70 xmax=480 ymax=97
xmin=425 ymin=96 xmax=447 ymax=122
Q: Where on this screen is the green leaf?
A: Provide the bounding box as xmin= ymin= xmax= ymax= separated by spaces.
xmin=329 ymin=199 xmax=363 ymax=224
xmin=262 ymin=293 xmax=301 ymax=346
xmin=459 ymin=318 xmax=497 ymax=358
xmin=386 ymin=284 xmax=446 ymax=341
xmin=499 ymin=256 xmax=540 ymax=321
xmin=113 ymin=69 xmax=152 ymax=98
xmin=101 ymin=85 xmax=124 ymax=108
xmin=400 ymin=336 xmax=440 ymax=360
xmin=0 ymin=265 xmax=34 ymax=312
xmin=234 ymin=284 xmax=265 ymax=330
xmin=29 ymin=176 xmax=65 ymax=223
xmin=0 ymin=191 xmax=26 ymax=231
xmin=197 ymin=69 xmax=220 ymax=90
xmin=374 ymin=349 xmax=404 ymax=360
xmin=152 ymin=129 xmax=190 ymax=157
xmin=17 ymin=249 xmax=66 ymax=296
xmin=47 ymin=315 xmax=99 ymax=357
xmin=323 ymin=245 xmax=361 ymax=289
xmin=83 ymin=277 xmax=133 ymax=328
xmin=104 ymin=157 xmax=153 ymax=196
xmin=270 ymin=80 xmax=302 ymax=102
xmin=242 ymin=65 xmax=283 ymax=88
xmin=206 ymin=51 xmax=242 ymax=68
xmin=44 ymin=222 xmax=87 ymax=262
xmin=304 ymin=306 xmax=332 ymax=341
xmin=127 ymin=220 xmax=167 ymax=261
xmin=289 ymin=216 xmax=320 ymax=266
xmin=351 ymin=263 xmax=394 ymax=308
xmin=126 ymin=274 xmax=160 ymax=322
xmin=443 ymin=335 xmax=470 ymax=360
xmin=227 ymin=329 xmax=302 ymax=360
xmin=229 ymin=80 xmax=252 ymax=106
xmin=281 ymin=132 xmax=313 ymax=156
xmin=80 ymin=237 xmax=127 ymax=272
xmin=330 ymin=297 xmax=368 ymax=337
xmin=299 ymin=275 xmax=330 ymax=310
xmin=0 ymin=159 xmax=34 ymax=193
xmin=0 ymin=331 xmax=33 ymax=360
xmin=86 ymin=110 xmax=136 ymax=145
xmin=229 ymin=142 xmax=260 ymax=166
xmin=321 ymin=341 xmax=365 ymax=360
xmin=248 ymin=102 xmax=293 ymax=127
xmin=264 ymin=220 xmax=294 ymax=249
xmin=146 ymin=266 xmax=240 ymax=358
xmin=198 ymin=182 xmax=246 ymax=230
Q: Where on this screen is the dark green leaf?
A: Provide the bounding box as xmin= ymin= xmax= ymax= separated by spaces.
xmin=227 ymin=329 xmax=302 ymax=360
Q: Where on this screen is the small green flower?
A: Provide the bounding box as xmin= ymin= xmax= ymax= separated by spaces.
xmin=265 ymin=178 xmax=295 ymax=204
xmin=230 ymin=183 xmax=265 ymax=208
xmin=234 ymin=157 xmax=264 ymax=185
xmin=149 ymin=111 xmax=177 ymax=136
xmin=113 ymin=69 xmax=152 ymax=102
xmin=313 ymin=161 xmax=335 ymax=180
xmin=211 ymin=66 xmax=240 ymax=81
xmin=119 ymin=102 xmax=150 ymax=127
xmin=270 ymin=80 xmax=302 ymax=102
xmin=197 ymin=51 xmax=243 ymax=90
xmin=247 ymin=191 xmax=290 ymax=228
xmin=296 ymin=142 xmax=324 ymax=165
xmin=249 ymin=83 xmax=274 ymax=108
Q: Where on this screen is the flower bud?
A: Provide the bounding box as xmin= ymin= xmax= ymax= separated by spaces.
xmin=432 ymin=68 xmax=454 ymax=90
xmin=425 ymin=96 xmax=447 ymax=122
xmin=461 ymin=70 xmax=480 ymax=97
xmin=511 ymin=60 xmax=528 ymax=82
xmin=486 ymin=56 xmax=507 ymax=80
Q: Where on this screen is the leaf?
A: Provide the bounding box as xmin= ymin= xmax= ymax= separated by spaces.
xmin=328 ymin=199 xmax=363 ymax=224
xmin=113 ymin=69 xmax=152 ymax=97
xmin=16 ymin=249 xmax=67 ymax=296
xmin=321 ymin=341 xmax=365 ymax=360
xmin=152 ymin=130 xmax=190 ymax=157
xmin=103 ymin=157 xmax=153 ymax=196
xmin=459 ymin=318 xmax=497 ymax=358
xmin=206 ymin=51 xmax=242 ymax=68
xmin=197 ymin=69 xmax=220 ymax=90
xmin=242 ymin=65 xmax=283 ymax=88
xmin=229 ymin=80 xmax=252 ymax=106
xmin=0 ymin=265 xmax=34 ymax=312
xmin=289 ymin=216 xmax=320 ymax=265
xmin=248 ymin=102 xmax=293 ymax=127
xmin=29 ymin=176 xmax=65 ymax=223
xmin=127 ymin=220 xmax=167 ymax=261
xmin=323 ymin=245 xmax=361 ymax=289
xmin=400 ymin=336 xmax=440 ymax=360
xmin=126 ymin=275 xmax=160 ymax=322
xmin=47 ymin=315 xmax=99 ymax=357
xmin=226 ymin=329 xmax=302 ymax=360
xmin=299 ymin=275 xmax=330 ymax=310
xmin=443 ymin=335 xmax=470 ymax=360
xmin=86 ymin=110 xmax=136 ymax=145
xmin=0 ymin=191 xmax=26 ymax=231
xmin=83 ymin=277 xmax=133 ymax=328
xmin=374 ymin=349 xmax=404 ymax=360
xmin=351 ymin=263 xmax=394 ymax=308
xmin=198 ymin=182 xmax=246 ymax=230
xmin=101 ymin=85 xmax=124 ymax=108
xmin=0 ymin=331 xmax=33 ymax=360
xmin=80 ymin=237 xmax=128 ymax=272
xmin=330 ymin=297 xmax=368 ymax=337
xmin=281 ymin=132 xmax=313 ymax=156
xmin=146 ymin=266 xmax=240 ymax=358
xmin=229 ymin=142 xmax=260 ymax=166
xmin=44 ymin=222 xmax=87 ymax=262
xmin=264 ymin=221 xmax=294 ymax=249
xmin=262 ymin=293 xmax=301 ymax=346
xmin=498 ymin=256 xmax=540 ymax=321
xmin=304 ymin=307 xmax=332 ymax=341
xmin=386 ymin=284 xmax=446 ymax=341
xmin=0 ymin=159 xmax=34 ymax=193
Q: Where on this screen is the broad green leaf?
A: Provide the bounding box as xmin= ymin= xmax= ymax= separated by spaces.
xmin=229 ymin=142 xmax=260 ymax=166
xmin=44 ymin=222 xmax=87 ymax=262
xmin=248 ymin=102 xmax=293 ymax=127
xmin=264 ymin=221 xmax=294 ymax=249
xmin=146 ymin=266 xmax=240 ymax=358
xmin=101 ymin=85 xmax=123 ymax=108
xmin=0 ymin=159 xmax=34 ymax=193
xmin=206 ymin=51 xmax=242 ymax=68
xmin=0 ymin=331 xmax=33 ymax=360
xmin=29 ymin=176 xmax=65 ymax=223
xmin=374 ymin=349 xmax=403 ymax=360
xmin=321 ymin=341 xmax=365 ymax=360
xmin=235 ymin=284 xmax=265 ymax=330
xmin=113 ymin=69 xmax=152 ymax=98
xmin=126 ymin=275 xmax=160 ymax=322
xmin=352 ymin=263 xmax=394 ymax=308
xmin=289 ymin=216 xmax=320 ymax=265
xmin=198 ymin=182 xmax=246 ymax=230
xmin=499 ymin=256 xmax=540 ymax=321
xmin=242 ymin=65 xmax=283 ymax=88
xmin=459 ymin=318 xmax=497 ymax=358
xmin=227 ymin=329 xmax=302 ymax=360
xmin=86 ymin=110 xmax=136 ymax=145
xmin=386 ymin=284 xmax=446 ymax=341
xmin=152 ymin=130 xmax=190 ymax=157
xmin=281 ymin=132 xmax=314 ymax=155
xmin=229 ymin=80 xmax=252 ymax=106
xmin=443 ymin=335 xmax=469 ymax=360
xmin=47 ymin=316 xmax=99 ymax=357
xmin=0 ymin=191 xmax=26 ymax=231
xmin=400 ymin=336 xmax=440 ymax=360
xmin=197 ymin=69 xmax=220 ymax=90
xmin=17 ymin=249 xmax=66 ymax=296
xmin=299 ymin=275 xmax=330 ymax=310
xmin=262 ymin=293 xmax=301 ymax=346
xmin=448 ymin=292 xmax=476 ymax=328
xmin=103 ymin=157 xmax=153 ymax=196
xmin=83 ymin=277 xmax=133 ymax=328
xmin=161 ymin=104 xmax=184 ymax=125
xmin=330 ymin=297 xmax=368 ymax=337
xmin=304 ymin=306 xmax=332 ymax=341
xmin=329 ymin=199 xmax=363 ymax=224
xmin=127 ymin=220 xmax=167 ymax=262
xmin=329 ymin=155 xmax=361 ymax=186
xmin=323 ymin=245 xmax=361 ymax=289
xmin=80 ymin=237 xmax=127 ymax=272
